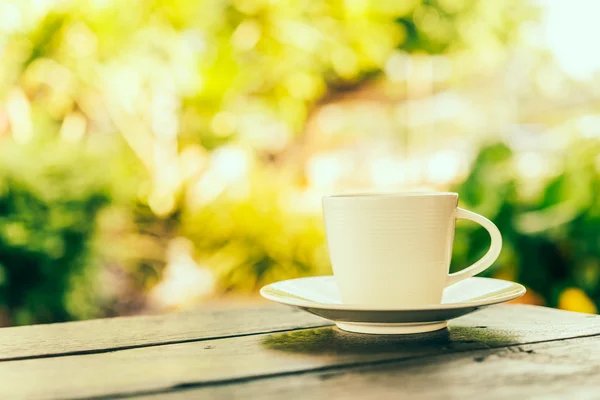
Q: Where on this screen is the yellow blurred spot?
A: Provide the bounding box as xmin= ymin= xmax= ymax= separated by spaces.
xmin=3 ymin=222 xmax=29 ymax=246
xmin=64 ymin=22 xmax=98 ymax=58
xmin=332 ymin=47 xmax=359 ymax=79
xmin=415 ymin=6 xmax=440 ymax=32
xmin=5 ymin=88 xmax=33 ymax=144
xmin=278 ymin=97 xmax=305 ymax=128
xmin=359 ymin=25 xmax=402 ymax=67
xmin=345 ymin=0 xmax=369 ymax=17
xmin=273 ymin=20 xmax=320 ymax=51
xmin=151 ymin=90 xmax=179 ymax=139
xmin=385 ymin=51 xmax=408 ymax=82
xmin=285 ymin=72 xmax=323 ymax=100
xmin=231 ymin=20 xmax=261 ymax=51
xmin=179 ymin=145 xmax=207 ymax=181
xmin=233 ymin=0 xmax=263 ymax=15
xmin=137 ymin=180 xmax=151 ymax=201
xmin=372 ymin=0 xmax=419 ymax=17
xmin=89 ymin=0 xmax=116 ymax=11
xmin=187 ymin=172 xmax=225 ymax=208
xmin=437 ymin=0 xmax=465 ymax=13
xmin=148 ymin=192 xmax=176 ymax=217
xmin=559 ymin=288 xmax=598 ymax=314
xmin=211 ymin=111 xmax=237 ymax=136
xmin=60 ymin=112 xmax=87 ymax=143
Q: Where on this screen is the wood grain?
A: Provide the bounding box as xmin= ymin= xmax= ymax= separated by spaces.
xmin=152 ymin=336 xmax=600 ymax=400
xmin=0 ymin=306 xmax=330 ymax=361
xmin=0 ymin=305 xmax=597 ymax=399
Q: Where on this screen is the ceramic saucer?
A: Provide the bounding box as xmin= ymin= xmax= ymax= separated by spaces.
xmin=260 ymin=276 xmax=525 ymax=334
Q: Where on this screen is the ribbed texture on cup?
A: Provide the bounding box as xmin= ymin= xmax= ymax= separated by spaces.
xmin=323 ymin=195 xmax=457 ymax=307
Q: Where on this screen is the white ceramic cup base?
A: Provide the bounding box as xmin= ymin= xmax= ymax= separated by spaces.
xmin=335 ymin=320 xmax=448 ymax=335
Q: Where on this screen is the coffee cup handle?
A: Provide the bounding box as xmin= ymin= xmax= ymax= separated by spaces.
xmin=446 ymin=208 xmax=502 ymax=286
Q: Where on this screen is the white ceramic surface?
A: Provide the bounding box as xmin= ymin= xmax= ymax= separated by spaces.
xmin=260 ymin=276 xmax=526 ymax=334
xmin=322 ymin=192 xmax=502 ymax=308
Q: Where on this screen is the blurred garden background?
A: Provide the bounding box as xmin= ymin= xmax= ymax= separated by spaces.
xmin=0 ymin=0 xmax=599 ymax=326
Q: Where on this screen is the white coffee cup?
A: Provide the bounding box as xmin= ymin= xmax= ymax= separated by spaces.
xmin=322 ymin=192 xmax=502 ymax=308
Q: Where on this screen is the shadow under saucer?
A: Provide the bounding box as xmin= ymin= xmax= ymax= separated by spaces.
xmin=262 ymin=324 xmax=518 ymax=356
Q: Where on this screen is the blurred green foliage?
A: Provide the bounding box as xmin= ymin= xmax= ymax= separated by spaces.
xmin=453 ymin=139 xmax=600 ymax=312
xmin=182 ymin=172 xmax=329 ymax=292
xmin=0 ymin=140 xmax=113 ymax=324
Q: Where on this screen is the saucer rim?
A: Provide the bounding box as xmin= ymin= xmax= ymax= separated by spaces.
xmin=260 ymin=276 xmax=526 ymax=312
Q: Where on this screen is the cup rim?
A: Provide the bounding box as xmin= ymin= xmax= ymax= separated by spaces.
xmin=323 ymin=191 xmax=458 ymax=199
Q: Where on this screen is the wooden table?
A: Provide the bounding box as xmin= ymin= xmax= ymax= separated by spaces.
xmin=1 ymin=304 xmax=599 ymax=399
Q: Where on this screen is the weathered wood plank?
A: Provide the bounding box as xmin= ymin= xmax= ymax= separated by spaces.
xmin=151 ymin=336 xmax=600 ymax=400
xmin=0 ymin=306 xmax=330 ymax=361
xmin=0 ymin=305 xmax=598 ymax=400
